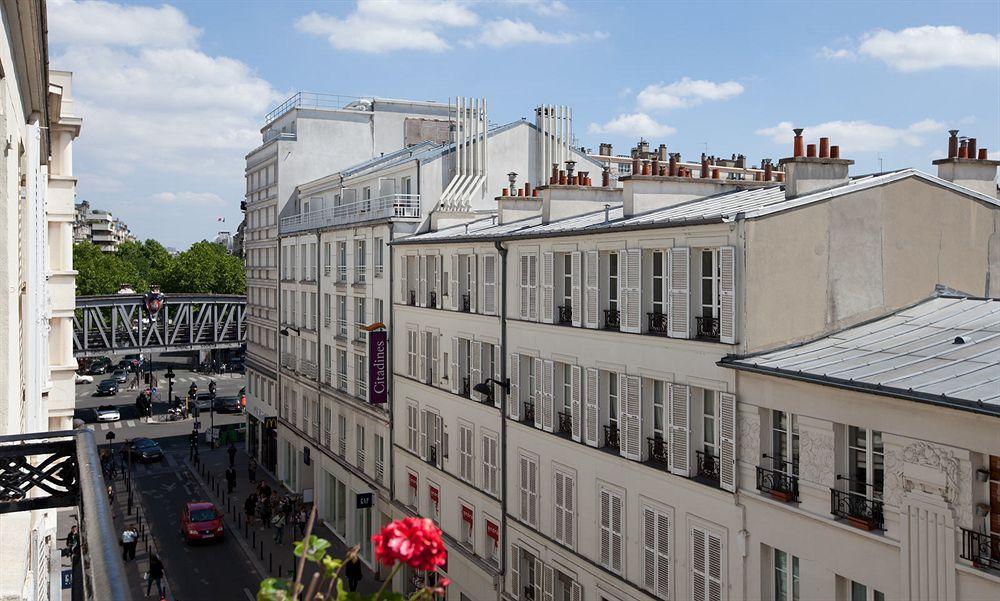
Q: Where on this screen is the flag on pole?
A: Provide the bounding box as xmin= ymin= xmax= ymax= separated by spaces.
xmin=217 ymin=217 xmax=225 ymax=222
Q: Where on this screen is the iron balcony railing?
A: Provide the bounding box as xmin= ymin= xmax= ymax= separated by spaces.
xmin=301 ymin=359 xmax=318 ymax=380
xmin=522 ymin=402 xmax=535 ymax=424
xmin=408 ymin=290 xmax=417 ymax=307
xmin=429 ymin=291 xmax=438 ymax=309
xmin=557 ymin=411 xmax=572 ymax=434
xmin=461 ymin=376 xmax=471 ymax=398
xmin=461 ymin=294 xmax=471 ymax=313
xmin=756 ymin=464 xmax=799 ymax=502
xmin=604 ymin=309 xmax=620 ymax=330
xmin=280 ymin=194 xmax=421 ymax=234
xmin=647 ymin=436 xmax=668 ymax=466
xmin=558 ymin=305 xmax=572 ymax=324
xmin=0 ymin=429 xmax=132 ymax=601
xmin=696 ymin=316 xmax=721 ymax=341
xmin=354 ymin=266 xmax=367 ymax=285
xmin=961 ymin=528 xmax=1000 ymax=572
xmin=647 ymin=312 xmax=668 ymax=336
xmin=830 ymin=486 xmax=885 ymax=531
xmin=696 ymin=450 xmax=721 ymax=484
xmin=336 ymin=266 xmax=348 ymax=284
xmin=604 ymin=424 xmax=620 ymax=450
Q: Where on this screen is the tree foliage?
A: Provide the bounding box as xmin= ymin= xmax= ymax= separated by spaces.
xmin=74 ymin=239 xmax=245 ymax=296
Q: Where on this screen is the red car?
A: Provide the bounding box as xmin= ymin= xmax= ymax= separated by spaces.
xmin=179 ymin=501 xmax=224 ymax=543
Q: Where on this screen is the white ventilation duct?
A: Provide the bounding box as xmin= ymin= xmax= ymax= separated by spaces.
xmin=441 ymin=96 xmax=488 ymax=211
xmin=535 ymin=105 xmax=572 ymax=185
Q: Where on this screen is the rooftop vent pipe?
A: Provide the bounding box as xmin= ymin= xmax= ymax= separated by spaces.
xmin=948 ymin=130 xmax=959 ymax=158
xmin=793 ymin=128 xmax=805 ymax=157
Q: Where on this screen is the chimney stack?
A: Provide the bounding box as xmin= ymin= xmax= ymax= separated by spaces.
xmin=778 ymin=128 xmax=854 ymax=198
xmin=599 ymin=142 xmax=613 ymax=156
xmin=933 ymin=131 xmax=999 ymax=197
xmin=793 ymin=128 xmax=805 ymax=157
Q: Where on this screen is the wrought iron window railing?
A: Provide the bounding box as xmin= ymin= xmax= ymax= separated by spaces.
xmin=756 ymin=462 xmax=799 ymax=503
xmin=647 ymin=436 xmax=668 ymax=466
xmin=647 ymin=312 xmax=668 ymax=336
xmin=558 ymin=305 xmax=572 ymax=324
xmin=461 ymin=376 xmax=471 ymax=398
xmin=961 ymin=528 xmax=1000 ymax=572
xmin=603 ymin=309 xmax=620 ymax=330
xmin=604 ymin=423 xmax=620 ymax=450
xmin=696 ymin=450 xmax=720 ymax=484
xmin=408 ymin=290 xmax=416 ymax=307
xmin=461 ymin=294 xmax=471 ymax=313
xmin=522 ymin=402 xmax=535 ymax=424
xmin=830 ymin=485 xmax=884 ymax=531
xmin=557 ymin=411 xmax=572 ymax=434
xmin=695 ymin=316 xmax=720 ymax=341
xmin=429 ymin=291 xmax=437 ymax=309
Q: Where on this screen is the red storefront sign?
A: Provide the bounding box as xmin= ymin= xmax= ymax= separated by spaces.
xmin=462 ymin=505 xmax=474 ymax=526
xmin=486 ymin=520 xmax=499 ymax=542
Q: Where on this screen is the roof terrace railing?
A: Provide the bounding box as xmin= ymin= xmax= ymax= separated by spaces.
xmin=280 ymin=193 xmax=421 ymax=234
xmin=263 ymin=92 xmax=365 ymax=126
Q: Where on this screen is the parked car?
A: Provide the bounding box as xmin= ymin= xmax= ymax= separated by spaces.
xmin=212 ymin=396 xmax=243 ymax=414
xmin=95 ymin=379 xmax=119 ymax=397
xmin=75 ymin=373 xmax=94 ymax=385
xmin=179 ymin=502 xmax=224 ymax=543
xmin=87 ymin=357 xmax=112 ymax=375
xmin=126 ymin=437 xmax=163 ymax=462
xmin=112 ymin=369 xmax=129 ymax=383
xmin=92 ymin=404 xmax=120 ymax=422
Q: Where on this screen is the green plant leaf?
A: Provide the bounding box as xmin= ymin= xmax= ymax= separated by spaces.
xmin=256 ymin=577 xmax=291 ymax=601
xmin=295 ymin=534 xmax=333 ymax=562
xmin=321 ymin=555 xmax=343 ymax=577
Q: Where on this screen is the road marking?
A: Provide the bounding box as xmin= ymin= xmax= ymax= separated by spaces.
xmin=99 ymin=423 xmax=108 ymax=431
xmin=113 ymin=421 xmax=122 ymax=429
xmin=126 ymin=420 xmax=135 ymax=427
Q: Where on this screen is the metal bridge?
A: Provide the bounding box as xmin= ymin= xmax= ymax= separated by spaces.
xmin=73 ymin=294 xmax=246 ymax=357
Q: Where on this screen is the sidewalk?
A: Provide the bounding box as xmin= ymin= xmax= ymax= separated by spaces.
xmin=184 ymin=444 xmax=382 ymax=595
xmin=106 ymin=464 xmax=173 ymax=600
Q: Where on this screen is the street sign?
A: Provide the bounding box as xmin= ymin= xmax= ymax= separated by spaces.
xmin=356 ymin=492 xmax=374 ymax=509
xmin=105 ymin=432 xmax=115 ymax=441
xmin=61 ymin=569 xmax=72 ymax=589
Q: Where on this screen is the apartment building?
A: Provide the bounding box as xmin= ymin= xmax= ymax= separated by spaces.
xmin=723 ymin=293 xmax=1000 ymax=601
xmin=243 ymin=94 xmax=451 ymax=473
xmin=0 ymin=2 xmax=82 ymax=597
xmin=73 ymin=200 xmax=135 ymax=251
xmin=392 ymin=130 xmax=998 ymax=600
xmin=271 ymin=101 xmax=599 ymax=583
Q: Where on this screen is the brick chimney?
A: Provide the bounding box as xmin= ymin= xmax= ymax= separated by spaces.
xmin=932 ymin=130 xmax=999 ymax=197
xmin=777 ymin=129 xmax=853 ymax=198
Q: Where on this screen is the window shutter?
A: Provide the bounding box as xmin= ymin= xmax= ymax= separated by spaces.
xmin=564 ymin=473 xmax=575 ymax=548
xmin=399 ymin=254 xmax=408 ymax=304
xmin=570 ymin=582 xmax=582 ymax=601
xmin=528 ymin=254 xmax=538 ymax=320
xmin=449 ymin=254 xmax=459 ymax=310
xmin=570 ymin=251 xmax=582 ymax=327
xmin=418 ymin=331 xmax=428 ymax=383
xmin=470 ymin=341 xmax=482 ymax=402
xmin=553 ymin=472 xmax=565 ymax=543
xmin=541 ymin=360 xmax=554 ymax=432
xmin=692 ymin=528 xmax=723 ymax=601
xmin=435 ymin=254 xmax=443 ymax=303
xmin=519 ymin=455 xmax=529 ymax=521
xmin=599 ymin=489 xmax=611 ymax=567
xmin=584 ymin=250 xmax=599 ymax=328
xmin=418 ymin=255 xmax=427 ymax=307
xmin=450 ymin=337 xmax=460 ymax=394
xmin=468 ymin=254 xmax=477 ymax=312
xmin=618 ymin=374 xmax=629 ymax=459
xmin=541 ymin=252 xmax=554 ymax=323
xmin=510 ymin=544 xmax=521 ymax=600
xmin=483 ymin=254 xmax=496 ymax=315
xmin=528 ymin=458 xmax=538 ymax=526
xmin=542 ymin=564 xmax=554 ymax=601
xmin=624 ymin=375 xmax=642 ymax=461
xmin=667 ymin=247 xmax=690 ymax=338
xmin=533 ymin=357 xmax=544 ymax=428
xmin=431 ymin=332 xmax=440 ymax=385
xmin=519 ymin=255 xmax=530 ymax=319
xmin=570 ymin=365 xmax=582 ymax=442
xmin=584 ymin=367 xmax=599 ymax=447
xmin=419 ymin=410 xmax=429 ymax=460
xmin=719 ymin=392 xmax=736 ymax=492
xmin=719 ymin=246 xmax=736 ymax=344
xmin=406 ymin=329 xmax=417 ymax=378
xmin=643 ymin=507 xmax=656 ymax=591
xmin=434 ymin=414 xmax=444 ymax=467
xmin=624 ymin=249 xmax=642 ymax=333
xmin=533 ymin=558 xmax=544 ymax=601
xmin=509 ymin=354 xmax=520 ymax=420
xmin=494 ymin=344 xmax=502 ymax=408
xmin=617 ymin=250 xmax=627 ymax=331
xmin=611 ymin=490 xmax=623 ymax=573
xmin=643 ymin=507 xmax=671 ymax=597
xmin=708 ymin=531 xmax=722 ymax=601
xmin=668 ymin=384 xmax=690 ymax=477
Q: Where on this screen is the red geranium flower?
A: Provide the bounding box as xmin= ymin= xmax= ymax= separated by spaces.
xmin=372 ymin=517 xmax=447 ymax=571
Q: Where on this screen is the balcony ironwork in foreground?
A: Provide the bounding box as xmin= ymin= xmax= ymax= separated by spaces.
xmin=0 ymin=429 xmax=132 ymax=601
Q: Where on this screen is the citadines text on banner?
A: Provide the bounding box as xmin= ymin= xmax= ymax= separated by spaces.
xmin=368 ymin=329 xmax=388 ymax=404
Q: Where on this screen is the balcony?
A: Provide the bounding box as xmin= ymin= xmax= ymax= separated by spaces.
xmin=336 ymin=266 xmax=348 ymax=285
xmin=280 ymin=352 xmax=297 ymax=370
xmin=961 ymin=528 xmax=1000 ymax=572
xmin=558 ymin=305 xmax=572 ymax=324
xmin=354 ymin=266 xmax=367 ymax=286
xmin=461 ymin=294 xmax=471 ymax=313
xmin=355 ymin=379 xmax=367 ymax=401
xmin=0 ymin=429 xmax=133 ymax=601
xmin=830 ymin=486 xmax=884 ymax=531
xmin=522 ymin=402 xmax=535 ymax=424
xmin=647 ymin=312 xmax=668 ymax=336
xmin=280 ymin=193 xmax=422 ymax=234
xmin=428 ymin=291 xmax=438 ymax=309
xmin=603 ymin=423 xmax=620 ymax=450
xmin=695 ymin=450 xmax=720 ymax=485
xmin=374 ymin=264 xmax=384 ymax=279
xmin=337 ymin=374 xmax=348 ymax=391
xmin=336 ymin=320 xmax=348 ymax=339
xmin=695 ymin=316 xmax=721 ymax=341
xmin=558 ymin=411 xmax=572 ymax=435
xmin=354 ymin=325 xmax=367 ymax=343
xmin=603 ymin=309 xmax=620 ymax=330
xmin=647 ymin=436 xmax=668 ymax=466
xmin=301 ymin=359 xmax=318 ymax=380
xmin=756 ymin=461 xmax=799 ymax=503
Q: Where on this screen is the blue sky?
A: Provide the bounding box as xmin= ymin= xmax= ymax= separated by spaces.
xmin=48 ymin=0 xmax=1000 ymax=248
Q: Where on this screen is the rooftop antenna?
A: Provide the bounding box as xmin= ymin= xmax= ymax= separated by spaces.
xmin=877 ymin=152 xmax=883 ymax=173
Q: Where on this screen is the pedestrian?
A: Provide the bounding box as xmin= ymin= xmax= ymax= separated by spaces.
xmin=108 ymin=452 xmax=119 ymax=481
xmin=294 ymin=505 xmax=307 ymax=539
xmin=121 ymin=525 xmax=138 ymax=562
xmin=258 ymin=495 xmax=270 ymax=530
xmin=227 ymin=442 xmax=237 ymax=468
xmin=146 ymin=552 xmax=165 ymax=598
xmin=344 ymin=554 xmax=363 ymax=592
xmin=226 ymin=466 xmax=236 ymax=494
xmin=271 ymin=512 xmax=285 ymax=544
xmin=107 ymin=484 xmax=115 ymax=506
xmin=64 ymin=525 xmax=80 ymax=558
xmin=248 ymin=457 xmax=257 ymax=483
xmin=244 ymin=493 xmax=256 ymax=526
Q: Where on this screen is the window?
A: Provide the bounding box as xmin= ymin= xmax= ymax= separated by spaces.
xmin=461 ymin=505 xmax=474 ymax=547
xmin=374 ymin=435 xmax=385 ymax=483
xmin=407 ymin=471 xmax=418 ymax=508
xmin=482 ymin=433 xmax=499 ymax=495
xmin=407 ymin=329 xmax=418 ymax=378
xmin=356 ymin=423 xmax=366 ymax=470
xmin=485 ymin=518 xmax=500 ymax=566
xmin=607 ymin=372 xmax=619 ymax=430
xmin=325 ymin=473 xmax=347 ymax=536
xmin=337 ymin=414 xmax=347 ymax=457
xmin=355 ymin=240 xmax=367 ymax=283
xmin=599 ymin=487 xmax=624 ymax=573
xmin=428 ymin=485 xmax=440 ymax=521
xmin=701 ymin=249 xmax=720 ymax=320
xmin=421 ymin=409 xmax=443 ymax=468
xmin=337 ymin=296 xmax=347 ymax=336
xmin=848 ymin=580 xmax=885 ymax=601
xmin=459 ymin=423 xmax=475 ymax=483
xmin=773 ymin=548 xmax=800 ymax=601
xmin=374 ymin=237 xmax=384 ymax=277
xmin=337 ymin=241 xmax=347 ymax=282
xmin=374 ymin=298 xmax=384 ymax=324
xmin=559 ymin=363 xmax=572 ymax=415
xmin=691 ymin=526 xmax=723 ymax=601
xmin=324 ymin=242 xmax=332 ymax=275
xmin=652 ymin=250 xmax=666 ymax=315
xmin=642 ymin=505 xmax=670 ymax=598
xmin=562 ymin=254 xmax=572 ymax=308
xmin=703 ymin=390 xmax=718 ymax=458
xmin=525 ymin=357 xmax=537 ymax=411
xmin=407 ymin=403 xmax=419 ymax=452
xmin=519 ymin=454 xmax=538 ymax=526
xmin=608 ymin=251 xmax=619 ymax=311
xmin=323 ymin=294 xmax=332 ymax=328
xmin=553 ymin=470 xmax=575 ymax=547
xmin=652 ymin=380 xmax=666 ymax=440
xmin=355 ymin=298 xmax=366 ymax=340
xmin=772 ymin=411 xmax=800 ymax=476
xmin=337 ymin=350 xmax=347 ymax=390
xmin=401 ymin=176 xmax=412 ymax=195
xmin=355 ymin=353 xmax=367 ymax=400
xmin=847 ymin=426 xmax=884 ymax=499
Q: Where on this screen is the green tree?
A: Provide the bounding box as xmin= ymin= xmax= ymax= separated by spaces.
xmin=73 ymin=242 xmax=143 ymax=295
xmin=116 ymin=239 xmax=174 ymax=287
xmin=163 ymin=241 xmax=245 ymax=295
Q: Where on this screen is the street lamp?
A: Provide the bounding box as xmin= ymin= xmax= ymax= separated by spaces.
xmin=473 ymin=377 xmax=510 ymax=400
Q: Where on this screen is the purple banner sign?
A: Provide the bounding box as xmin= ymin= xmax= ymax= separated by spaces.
xmin=368 ymin=329 xmax=388 ymax=404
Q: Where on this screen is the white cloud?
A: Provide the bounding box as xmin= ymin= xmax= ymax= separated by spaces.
xmin=819 ymin=46 xmax=854 ymax=60
xmin=588 ymin=113 xmax=676 ymax=138
xmin=149 ymin=191 xmax=226 ymax=206
xmin=856 ymin=26 xmax=999 ymax=71
xmin=503 ymin=0 xmax=569 ymax=16
xmin=755 ymin=119 xmax=947 ymax=152
xmin=295 ymin=0 xmax=478 ymax=53
xmin=472 ymin=19 xmax=607 ymax=48
xmin=636 ymin=77 xmax=744 ymax=111
xmin=48 ymin=0 xmax=200 ymax=48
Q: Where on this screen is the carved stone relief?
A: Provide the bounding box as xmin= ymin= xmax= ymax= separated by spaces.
xmin=798 ymin=427 xmax=835 ymax=487
xmin=737 ymin=408 xmax=760 ymax=465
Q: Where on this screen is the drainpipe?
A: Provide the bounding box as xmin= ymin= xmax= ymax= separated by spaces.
xmin=494 ymin=239 xmax=509 ymax=595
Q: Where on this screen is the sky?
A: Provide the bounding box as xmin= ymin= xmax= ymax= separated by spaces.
xmin=48 ymin=0 xmax=1000 ymax=249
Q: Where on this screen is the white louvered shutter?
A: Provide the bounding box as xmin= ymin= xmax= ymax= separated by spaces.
xmin=450 ymin=337 xmax=459 ymax=394
xmin=554 ymin=471 xmax=565 ymax=543
xmin=510 ymin=544 xmax=521 ymax=600
xmin=584 ymin=250 xmax=599 ymax=328
xmin=667 ymin=247 xmax=690 ymax=338
xmin=618 ymin=251 xmax=627 ymax=331
xmin=419 ymin=410 xmax=429 ymax=461
xmin=611 ymin=489 xmax=623 ymax=573
xmin=449 ymin=254 xmax=459 ymax=310
xmin=708 ymin=531 xmax=723 ymax=601
xmin=668 ymin=384 xmax=690 ymax=477
xmin=534 ymin=357 xmax=544 ymax=428
xmin=509 ymin=354 xmax=521 ymax=420
xmin=528 ymin=458 xmax=538 ymax=525
xmin=434 ymin=254 xmax=443 ymax=306
xmin=570 ymin=582 xmax=582 ymax=601
xmin=519 ymin=254 xmax=530 ymax=319
xmin=418 ymin=331 xmax=428 ymax=382
xmin=624 ymin=375 xmax=642 ymax=460
xmin=719 ymin=392 xmax=737 ymax=492
xmin=565 ymin=474 xmax=575 ymax=547
xmin=692 ymin=527 xmax=723 ymax=601
xmin=600 ymin=488 xmax=623 ymax=573
xmin=483 ymin=254 xmax=497 ymax=315
xmin=528 ymin=254 xmax=538 ymax=320
xmin=470 ymin=341 xmax=482 ymax=401
xmin=584 ymin=367 xmax=599 ymax=447
xmin=719 ymin=246 xmax=736 ymax=344
xmin=519 ymin=455 xmax=529 ymax=520
xmin=600 ymin=488 xmax=611 ymax=567
xmin=494 ymin=345 xmax=502 ymax=408
xmin=542 ymin=564 xmax=554 ymax=601
xmin=541 ymin=252 xmax=554 ymax=323
xmin=643 ymin=507 xmax=671 ymax=597
xmin=468 ymin=254 xmax=477 ymax=312
xmin=618 ymin=374 xmax=629 ymax=458
xmin=541 ymin=360 xmax=554 ymax=432
xmin=624 ymin=249 xmax=642 ymax=333
xmin=533 ymin=558 xmax=543 ymax=601
xmin=570 ymin=251 xmax=582 ymax=327
xmin=418 ymin=255 xmax=427 ymax=307
xmin=398 ymin=254 xmax=408 ymax=304
xmin=570 ymin=365 xmax=582 ymax=442
xmin=431 ymin=332 xmax=440 ymax=385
